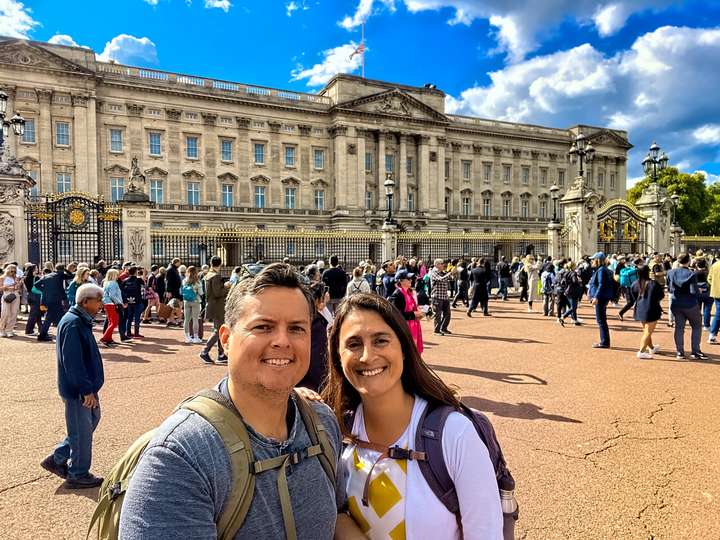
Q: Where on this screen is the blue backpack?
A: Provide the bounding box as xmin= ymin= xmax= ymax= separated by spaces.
xmin=619 ymin=267 xmax=637 ymax=288
xmin=181 ymin=284 xmax=197 ymax=302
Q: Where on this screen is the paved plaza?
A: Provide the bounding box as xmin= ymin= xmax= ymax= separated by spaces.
xmin=1 ymin=299 xmax=719 ymax=539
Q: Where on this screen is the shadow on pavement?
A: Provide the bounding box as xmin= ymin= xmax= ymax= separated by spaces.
xmin=102 ymin=353 xmax=150 ymax=364
xmin=462 ymin=396 xmax=583 ymax=424
xmin=428 ymin=363 xmax=547 ymax=385
xmin=447 ymin=333 xmax=546 ymax=345
xmin=54 ymin=483 xmax=100 ymax=500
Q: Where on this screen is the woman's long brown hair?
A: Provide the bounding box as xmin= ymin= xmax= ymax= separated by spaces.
xmin=322 ymin=293 xmax=461 ymax=435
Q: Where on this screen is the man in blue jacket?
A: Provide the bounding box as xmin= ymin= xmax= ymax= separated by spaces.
xmin=40 ymin=283 xmax=106 ymax=488
xmin=588 ymin=252 xmax=614 ymax=349
xmin=667 ymin=253 xmax=708 ymax=360
xmin=34 ymin=263 xmax=73 ymax=342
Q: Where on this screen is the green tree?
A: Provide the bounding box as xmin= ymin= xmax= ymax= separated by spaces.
xmin=627 ymin=167 xmax=708 ymax=235
xmin=701 ymin=182 xmax=720 ymax=235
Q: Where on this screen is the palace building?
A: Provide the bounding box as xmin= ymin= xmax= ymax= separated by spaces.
xmin=0 ymin=37 xmax=631 ymax=235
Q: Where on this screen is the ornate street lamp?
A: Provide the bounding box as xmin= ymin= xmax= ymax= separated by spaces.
xmin=549 ymin=184 xmax=560 ymax=223
xmin=0 ymin=90 xmax=26 ymax=161
xmin=641 ymin=141 xmax=669 ymax=183
xmin=671 ymin=193 xmax=680 ymax=226
xmin=568 ymin=132 xmax=595 ymax=182
xmin=384 ymin=172 xmax=396 ymax=225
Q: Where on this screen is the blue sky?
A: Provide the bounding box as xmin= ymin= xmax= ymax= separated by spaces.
xmin=5 ymin=0 xmax=720 ymax=183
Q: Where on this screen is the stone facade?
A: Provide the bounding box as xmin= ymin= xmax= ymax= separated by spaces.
xmin=0 ymin=37 xmax=631 ymax=234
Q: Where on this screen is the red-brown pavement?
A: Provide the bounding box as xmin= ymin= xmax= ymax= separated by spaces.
xmin=1 ymin=299 xmax=719 ymax=539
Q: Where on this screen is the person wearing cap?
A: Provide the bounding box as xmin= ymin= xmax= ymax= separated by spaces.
xmin=389 ymin=269 xmax=424 ymax=353
xmin=588 ymin=252 xmax=614 ymax=349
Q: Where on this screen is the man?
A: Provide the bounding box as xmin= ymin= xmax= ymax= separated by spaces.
xmin=451 ymin=259 xmax=469 ymax=308
xmin=165 ymin=258 xmax=183 ymax=327
xmin=40 ymin=283 xmax=105 ymax=488
xmin=322 ymin=254 xmax=348 ymax=313
xmin=588 ymin=252 xmax=614 ymax=349
xmin=381 ymin=260 xmax=396 ymax=298
xmin=119 ymin=264 xmax=353 ymax=538
xmin=496 ymin=256 xmax=511 ymax=301
xmin=200 ymin=256 xmax=230 ymax=365
xmin=707 ymin=255 xmax=720 ymax=344
xmin=667 ymin=253 xmax=708 ymax=360
xmin=34 ymin=263 xmax=72 ymax=342
xmin=430 ymin=258 xmax=454 ymax=336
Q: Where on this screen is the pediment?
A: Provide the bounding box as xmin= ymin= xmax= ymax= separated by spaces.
xmin=250 ymin=174 xmax=271 ymax=184
xmin=182 ymin=169 xmax=205 ymax=179
xmin=104 ymin=164 xmax=130 ymax=174
xmin=585 ymin=129 xmax=633 ymax=149
xmin=0 ymin=39 xmax=94 ymax=76
xmin=218 ymin=172 xmax=239 ymax=182
xmin=19 ymin=155 xmax=41 ymax=165
xmin=334 ymin=89 xmax=449 ymax=123
xmin=144 ymin=167 xmax=168 ymax=177
xmin=310 ymin=178 xmax=328 ymax=187
xmin=281 ymin=176 xmax=301 ymax=185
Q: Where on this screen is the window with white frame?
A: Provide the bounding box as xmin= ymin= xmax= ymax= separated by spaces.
xmin=56 ymin=172 xmax=72 ymax=193
xmin=150 ymin=179 xmax=163 ymax=203
xmin=598 ymin=172 xmax=605 ymax=189
xmin=148 ymin=132 xmax=161 ymax=156
xmin=408 ymin=189 xmax=414 ymax=212
xmin=186 ymin=136 xmax=199 ymax=159
xmin=314 ymin=149 xmax=325 ymax=170
xmin=521 ymin=198 xmax=529 ymax=218
xmin=385 ymin=154 xmax=394 ymax=174
xmin=558 ymin=169 xmax=565 ymax=187
xmin=462 ymin=196 xmax=472 ymax=216
xmin=503 ymin=164 xmax=511 ymax=184
xmin=110 ymin=129 xmax=123 ymax=153
xmin=483 ymin=196 xmax=492 ymax=217
xmin=483 ymin=163 xmax=492 ymax=183
xmin=187 ymin=182 xmax=200 ymax=205
xmin=221 ymin=139 xmax=233 ymax=161
xmin=540 ymin=168 xmax=548 ymax=186
xmin=56 ymin=122 xmax=70 ymax=146
xmin=221 ymin=184 xmax=234 ymax=207
xmin=254 ymin=143 xmax=265 ymax=164
xmin=285 ymin=146 xmax=296 ymax=167
xmin=285 ymin=187 xmax=296 ymax=209
xmin=502 ymin=197 xmax=511 ymax=217
xmin=522 ymin=167 xmax=530 ymax=185
xmin=110 ymin=177 xmax=124 ymax=202
xmin=462 ymin=160 xmax=471 ymax=180
xmin=365 ymin=152 xmax=373 ymax=173
xmin=255 ymin=185 xmax=266 ymax=208
xmin=445 ymin=159 xmax=451 ymax=179
xmin=610 ymin=173 xmax=616 ymax=190
xmin=539 ymin=200 xmax=547 ymax=219
xmin=406 ymin=157 xmax=413 ymax=175
xmin=366 ymin=191 xmax=373 ymax=210
xmin=314 ymin=189 xmax=325 ymax=210
xmin=22 ymin=118 xmax=36 ymax=143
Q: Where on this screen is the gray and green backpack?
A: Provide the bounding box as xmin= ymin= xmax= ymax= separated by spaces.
xmin=87 ymin=389 xmax=336 ymax=540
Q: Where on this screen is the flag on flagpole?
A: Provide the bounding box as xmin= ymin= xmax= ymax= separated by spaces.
xmin=348 ymin=22 xmax=366 ymax=78
xmin=349 ymin=42 xmax=365 ymax=60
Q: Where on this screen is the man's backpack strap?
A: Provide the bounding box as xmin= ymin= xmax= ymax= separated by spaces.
xmin=293 ymin=390 xmax=336 ymax=483
xmin=179 ymin=389 xmax=255 ymax=540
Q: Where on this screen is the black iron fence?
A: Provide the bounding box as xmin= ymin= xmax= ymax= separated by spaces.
xmin=397 ymin=232 xmax=548 ymax=263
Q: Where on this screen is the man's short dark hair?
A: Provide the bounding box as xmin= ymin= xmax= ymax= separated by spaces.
xmin=128 ymin=266 xmax=138 ymax=276
xmin=678 ymin=253 xmax=691 ymax=265
xmin=151 ymin=264 xmax=158 ymax=272
xmin=55 ymin=263 xmax=65 ymax=272
xmin=330 ymin=255 xmax=339 ymax=267
xmin=210 ymin=256 xmax=222 ymax=267
xmin=225 ymin=263 xmax=313 ymax=329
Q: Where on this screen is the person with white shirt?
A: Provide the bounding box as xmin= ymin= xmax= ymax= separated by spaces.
xmin=322 ymin=293 xmax=503 ymax=539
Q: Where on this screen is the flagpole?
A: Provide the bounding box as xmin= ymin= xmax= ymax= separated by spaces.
xmin=361 ymin=22 xmax=365 ymax=79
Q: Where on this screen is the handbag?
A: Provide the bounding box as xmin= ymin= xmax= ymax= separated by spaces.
xmin=3 ymin=292 xmax=17 ymax=303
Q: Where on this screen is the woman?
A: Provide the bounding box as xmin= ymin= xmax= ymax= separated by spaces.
xmin=524 ymin=255 xmax=541 ymax=312
xmin=389 ymin=269 xmax=424 ymax=353
xmin=323 ymin=294 xmax=503 ymax=538
xmin=0 ymin=264 xmax=22 ymax=337
xmin=560 ymin=262 xmax=584 ymax=326
xmin=155 ymin=266 xmax=168 ymax=323
xmin=632 ymin=264 xmax=664 ymax=359
xmin=100 ymin=269 xmax=124 ymax=347
xmin=362 ymin=264 xmax=376 ymax=294
xmin=66 ymin=267 xmax=90 ymax=307
xmin=299 ymin=281 xmax=331 ymax=392
xmin=694 ymin=258 xmax=712 ymax=331
xmin=347 ymin=267 xmax=372 ymax=297
xmin=143 ymin=265 xmax=161 ymax=323
xmin=181 ymin=265 xmax=203 ymax=344
xmin=24 ymin=264 xmax=43 ymax=336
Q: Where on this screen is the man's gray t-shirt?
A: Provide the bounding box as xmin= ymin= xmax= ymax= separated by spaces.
xmin=119 ymin=378 xmax=345 ymax=539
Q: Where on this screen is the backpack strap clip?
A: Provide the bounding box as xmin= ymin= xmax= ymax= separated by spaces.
xmin=108 ymin=481 xmax=123 ymax=501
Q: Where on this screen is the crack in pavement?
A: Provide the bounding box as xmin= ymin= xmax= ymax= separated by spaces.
xmin=0 ymin=473 xmax=51 ymax=496
xmin=636 ymin=467 xmax=680 ymax=539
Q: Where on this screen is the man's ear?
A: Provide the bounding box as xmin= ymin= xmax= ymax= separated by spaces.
xmin=219 ymin=323 xmax=231 ymax=350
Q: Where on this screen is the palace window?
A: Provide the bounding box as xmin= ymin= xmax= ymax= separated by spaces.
xmin=221 ymin=139 xmax=233 ymax=161
xmin=406 ymin=157 xmax=414 ymax=175
xmin=483 ymin=197 xmax=492 ymax=217
xmin=22 ymin=118 xmax=36 ymax=143
xmin=55 ymin=122 xmax=70 ymax=146
xmin=110 ymin=177 xmax=124 ymax=203
xmin=502 ymin=198 xmax=511 ymax=217
xmin=56 ymin=172 xmax=72 ymax=193
xmin=462 ymin=160 xmax=472 ymax=180
xmin=540 ymin=168 xmax=548 ymax=187
xmin=222 ymin=184 xmax=234 ymax=207
xmin=503 ymin=164 xmax=512 ymax=184
xmin=522 ymin=167 xmax=530 ymax=185
xmin=187 ymin=182 xmax=200 ymax=206
xmin=540 ymin=200 xmax=547 ymax=219
xmin=587 ymin=171 xmax=593 ymax=186
xmin=314 ymin=189 xmax=325 ymax=210
xmin=483 ymin=163 xmax=492 ymax=183
xmin=445 ymin=159 xmax=451 ymax=179
xmin=255 ymin=185 xmax=266 ymax=208
xmin=110 ymin=129 xmax=123 ymax=153
xmin=285 ymin=187 xmax=296 ymax=209
xmin=365 ymin=152 xmax=373 ymax=173
xmin=521 ymin=198 xmax=529 ymax=218
xmin=186 ymin=136 xmax=199 ymax=159
xmin=28 ymin=171 xmax=38 ymax=199
xmin=150 ymin=180 xmax=163 ymax=203
xmin=314 ymin=149 xmax=325 ymax=170
xmin=385 ymin=154 xmax=394 ymax=174
xmin=610 ymin=173 xmax=616 ymax=190
xmin=408 ymin=190 xmax=415 ymax=212
xmin=558 ymin=169 xmax=565 ymax=187
xmin=445 ymin=195 xmax=450 ymax=213
xmin=254 ymin=143 xmax=265 ymax=165
xmin=285 ymin=146 xmax=296 ymax=167
xmin=462 ymin=196 xmax=472 ymax=216
xmin=366 ymin=191 xmax=373 ymax=210
xmin=598 ymin=172 xmax=605 ymax=189
xmin=148 ymin=132 xmax=161 ymax=156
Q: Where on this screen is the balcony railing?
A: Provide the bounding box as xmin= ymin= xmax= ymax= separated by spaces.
xmin=97 ymin=62 xmax=332 ymax=107
xmin=152 ymin=203 xmax=331 ymax=216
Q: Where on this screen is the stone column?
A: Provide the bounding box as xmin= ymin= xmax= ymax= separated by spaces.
xmin=670 ymin=225 xmax=683 ymax=257
xmin=635 ymin=183 xmax=673 ymax=253
xmin=236 ymin=117 xmax=251 ymax=206
xmin=547 ymin=220 xmax=562 ymax=259
xmin=437 ymin=137 xmax=446 ymax=216
xmin=120 ymin=198 xmax=152 ymax=268
xmin=201 ymin=112 xmax=218 ymax=205
xmin=398 ymin=133 xmax=408 ymax=212
xmin=72 ymin=94 xmax=89 ymax=193
xmin=381 ymin=222 xmax=398 ymax=262
xmin=331 ymin=125 xmax=348 ymax=211
xmin=0 ymin=164 xmax=33 ymax=265
xmin=36 ymin=89 xmax=53 ymax=193
xmin=559 ymin=176 xmax=602 ymax=262
xmin=86 ymin=95 xmax=100 ymax=194
xmin=376 ymin=131 xmax=385 ymax=210
xmin=418 ymin=135 xmax=430 ymax=212
xmin=355 ymin=128 xmax=366 ymax=210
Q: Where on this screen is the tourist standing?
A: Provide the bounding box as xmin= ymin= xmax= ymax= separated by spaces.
xmin=181 ymin=266 xmax=203 ymax=344
xmin=632 ymin=264 xmax=664 ymax=359
xmin=707 ymin=255 xmax=720 ymax=344
xmin=121 ymin=267 xmax=144 ymax=339
xmin=34 ymin=264 xmax=72 ymax=342
xmin=525 ymin=255 xmax=541 ymax=312
xmin=467 ymin=258 xmax=491 ymax=317
xmin=667 ymin=253 xmax=707 ymax=360
xmin=496 ymin=256 xmax=511 ymax=301
xmin=300 ymin=281 xmax=331 ymax=392
xmin=322 ymin=254 xmax=348 ymax=313
xmin=0 ymin=264 xmax=21 ymax=337
xmin=540 ymin=264 xmax=556 ymax=317
xmin=199 ymin=257 xmax=229 ymax=365
xmin=40 ymin=283 xmax=105 ymax=488
xmin=24 ymin=264 xmax=43 ymax=336
xmin=390 ymin=270 xmax=424 ymax=353
xmin=165 ymin=258 xmax=182 ymax=302
xmin=694 ymin=258 xmax=712 ymax=331
xmin=66 ymin=268 xmax=90 ymax=307
xmin=588 ymin=252 xmax=614 ymax=349
xmin=100 ymin=269 xmax=125 ymax=347
xmin=430 ymin=259 xmax=453 ymax=335
xmin=452 ymin=259 xmax=469 ymax=308
xmin=346 ymin=266 xmax=371 ymax=297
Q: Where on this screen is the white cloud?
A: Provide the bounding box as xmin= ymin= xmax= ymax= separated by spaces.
xmin=48 ymin=34 xmax=79 ymax=47
xmin=593 ymin=4 xmax=630 ymax=37
xmin=96 ymin=34 xmax=159 ymax=65
xmin=143 ymin=0 xmax=159 ymax=5
xmin=291 ymin=42 xmax=363 ymax=87
xmin=286 ymin=1 xmax=310 ymax=17
xmin=340 ymin=0 xmax=395 ymax=30
xmin=447 ymin=26 xmax=720 ymax=178
xmin=204 ymin=0 xmax=231 ymax=12
xmin=0 ymin=0 xmax=39 ymax=39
